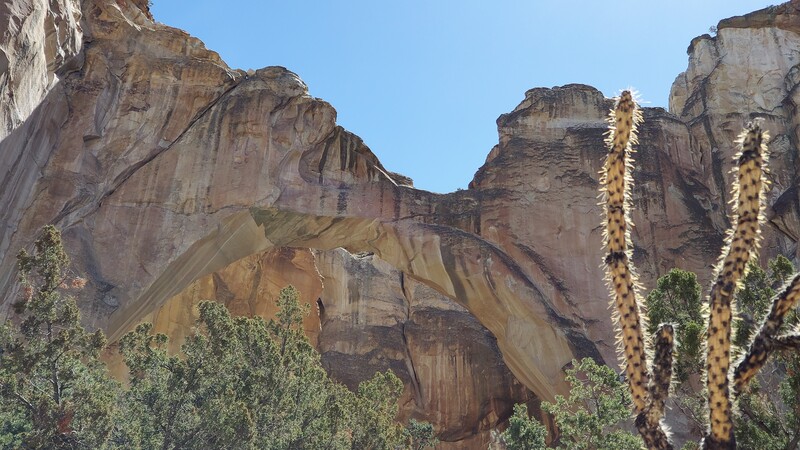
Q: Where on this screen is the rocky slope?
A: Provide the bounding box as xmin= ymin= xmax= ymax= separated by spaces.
xmin=2 ymin=0 xmax=800 ymax=446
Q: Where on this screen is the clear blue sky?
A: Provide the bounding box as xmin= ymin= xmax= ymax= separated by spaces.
xmin=152 ymin=1 xmax=770 ymax=194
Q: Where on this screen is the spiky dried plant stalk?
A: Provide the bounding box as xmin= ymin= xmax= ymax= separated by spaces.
xmin=648 ymin=324 xmax=674 ymax=424
xmin=733 ymin=273 xmax=800 ymax=393
xmin=602 ymin=91 xmax=649 ymax=410
xmin=636 ymin=323 xmax=674 ymax=450
xmin=601 ymin=91 xmax=673 ymax=449
xmin=703 ymin=124 xmax=768 ymax=449
xmin=596 ymin=90 xmax=800 ymax=449
xmin=772 ymin=333 xmax=800 ymax=350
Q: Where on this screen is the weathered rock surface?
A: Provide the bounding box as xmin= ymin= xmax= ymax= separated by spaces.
xmin=1 ymin=0 xmax=589 ymax=407
xmin=0 ymin=1 xmax=581 ymax=445
xmin=314 ymin=249 xmax=537 ymax=447
xmin=0 ymin=0 xmax=82 ymax=138
xmin=3 ymin=0 xmax=800 ymax=447
xmin=469 ymin=85 xmax=725 ymax=361
xmin=103 ymin=247 xmax=324 ymax=380
xmin=106 ymin=246 xmax=538 ymax=447
xmin=670 ymin=0 xmax=800 ymax=260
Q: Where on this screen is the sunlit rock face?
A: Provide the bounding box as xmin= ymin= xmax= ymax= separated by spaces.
xmin=670 ymin=0 xmax=800 ymax=259
xmin=0 ymin=0 xmax=83 ymax=138
xmin=313 ymin=248 xmax=537 ymax=447
xmin=4 ymin=0 xmax=800 ymax=447
xmin=469 ymin=85 xmax=725 ymax=364
xmin=102 ymin=247 xmax=324 ymax=380
xmin=0 ymin=1 xmax=586 ymax=445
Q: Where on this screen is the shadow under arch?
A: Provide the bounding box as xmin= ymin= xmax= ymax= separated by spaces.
xmin=107 ymin=206 xmax=601 ymax=404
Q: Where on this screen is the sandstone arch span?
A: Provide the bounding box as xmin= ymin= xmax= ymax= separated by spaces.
xmin=0 ymin=0 xmax=599 ymax=406
xmin=104 ymin=205 xmax=597 ymax=403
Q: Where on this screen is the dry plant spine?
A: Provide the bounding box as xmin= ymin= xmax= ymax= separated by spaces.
xmin=599 ymin=91 xmax=800 ymax=449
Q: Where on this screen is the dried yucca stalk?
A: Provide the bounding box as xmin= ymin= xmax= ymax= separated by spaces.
xmin=599 ymin=91 xmax=799 ymax=449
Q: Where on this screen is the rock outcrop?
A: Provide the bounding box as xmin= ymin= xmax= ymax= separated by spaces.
xmin=670 ymin=0 xmax=800 ymax=259
xmin=107 ymin=246 xmax=538 ymax=447
xmin=314 ymin=249 xmax=537 ymax=448
xmin=0 ymin=0 xmax=82 ymax=138
xmin=3 ymin=0 xmax=800 ymax=447
xmin=0 ymin=1 xmax=580 ymax=445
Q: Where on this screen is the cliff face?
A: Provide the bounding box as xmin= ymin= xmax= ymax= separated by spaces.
xmin=104 ymin=247 xmax=535 ymax=448
xmin=671 ymin=0 xmax=800 ymax=252
xmin=2 ymin=0 xmax=800 ymax=447
xmin=0 ymin=0 xmax=82 ymax=138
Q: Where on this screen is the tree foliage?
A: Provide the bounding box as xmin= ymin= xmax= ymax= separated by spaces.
xmin=502 ymin=403 xmax=547 ymax=450
xmin=406 ymin=419 xmax=438 ymax=450
xmin=732 ymin=256 xmax=800 ymax=449
xmin=114 ymin=287 xmax=410 ymax=449
xmin=0 ymin=225 xmax=119 ymax=449
xmin=733 ymin=256 xmax=795 ymax=351
xmin=640 ymin=258 xmax=800 ymax=448
xmin=502 ymin=358 xmax=643 ymax=450
xmin=644 ymin=268 xmax=704 ymax=383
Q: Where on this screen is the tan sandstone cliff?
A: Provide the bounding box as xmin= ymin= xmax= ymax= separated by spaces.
xmin=2 ymin=0 xmax=800 ymax=447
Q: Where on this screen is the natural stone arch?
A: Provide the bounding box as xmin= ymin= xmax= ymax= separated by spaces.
xmin=105 ymin=206 xmax=597 ymax=403
xmin=0 ymin=55 xmax=600 ymax=404
xmin=0 ymin=2 xmax=602 ymax=406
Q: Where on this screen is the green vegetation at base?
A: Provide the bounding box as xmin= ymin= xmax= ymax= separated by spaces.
xmin=502 ymin=403 xmax=547 ymax=450
xmin=732 ymin=257 xmax=800 ymax=450
xmin=645 ymin=269 xmax=704 ymax=384
xmin=0 ymin=225 xmax=117 ymax=448
xmin=733 ymin=256 xmax=795 ymax=351
xmin=406 ymin=419 xmax=438 ymax=450
xmin=0 ymin=226 xmax=436 ymax=449
xmin=113 ymin=290 xmax=408 ymax=449
xmin=501 ymin=357 xmax=643 ymax=450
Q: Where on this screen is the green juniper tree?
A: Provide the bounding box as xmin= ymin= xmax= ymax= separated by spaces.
xmin=645 ymin=269 xmax=705 ymax=384
xmin=501 ymin=403 xmax=548 ymax=450
xmin=501 ymin=358 xmax=643 ymax=450
xmin=0 ymin=225 xmax=119 ymax=449
xmin=405 ymin=419 xmax=438 ymax=450
xmin=114 ymin=286 xmax=410 ymax=450
xmin=733 ymin=256 xmax=795 ymax=351
xmin=641 ymin=269 xmax=709 ymax=441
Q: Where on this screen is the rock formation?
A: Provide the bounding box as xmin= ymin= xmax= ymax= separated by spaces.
xmin=105 ymin=247 xmax=537 ymax=448
xmin=0 ymin=0 xmax=82 ymax=137
xmin=3 ymin=0 xmax=800 ymax=447
xmin=670 ymin=1 xmax=800 ymax=261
